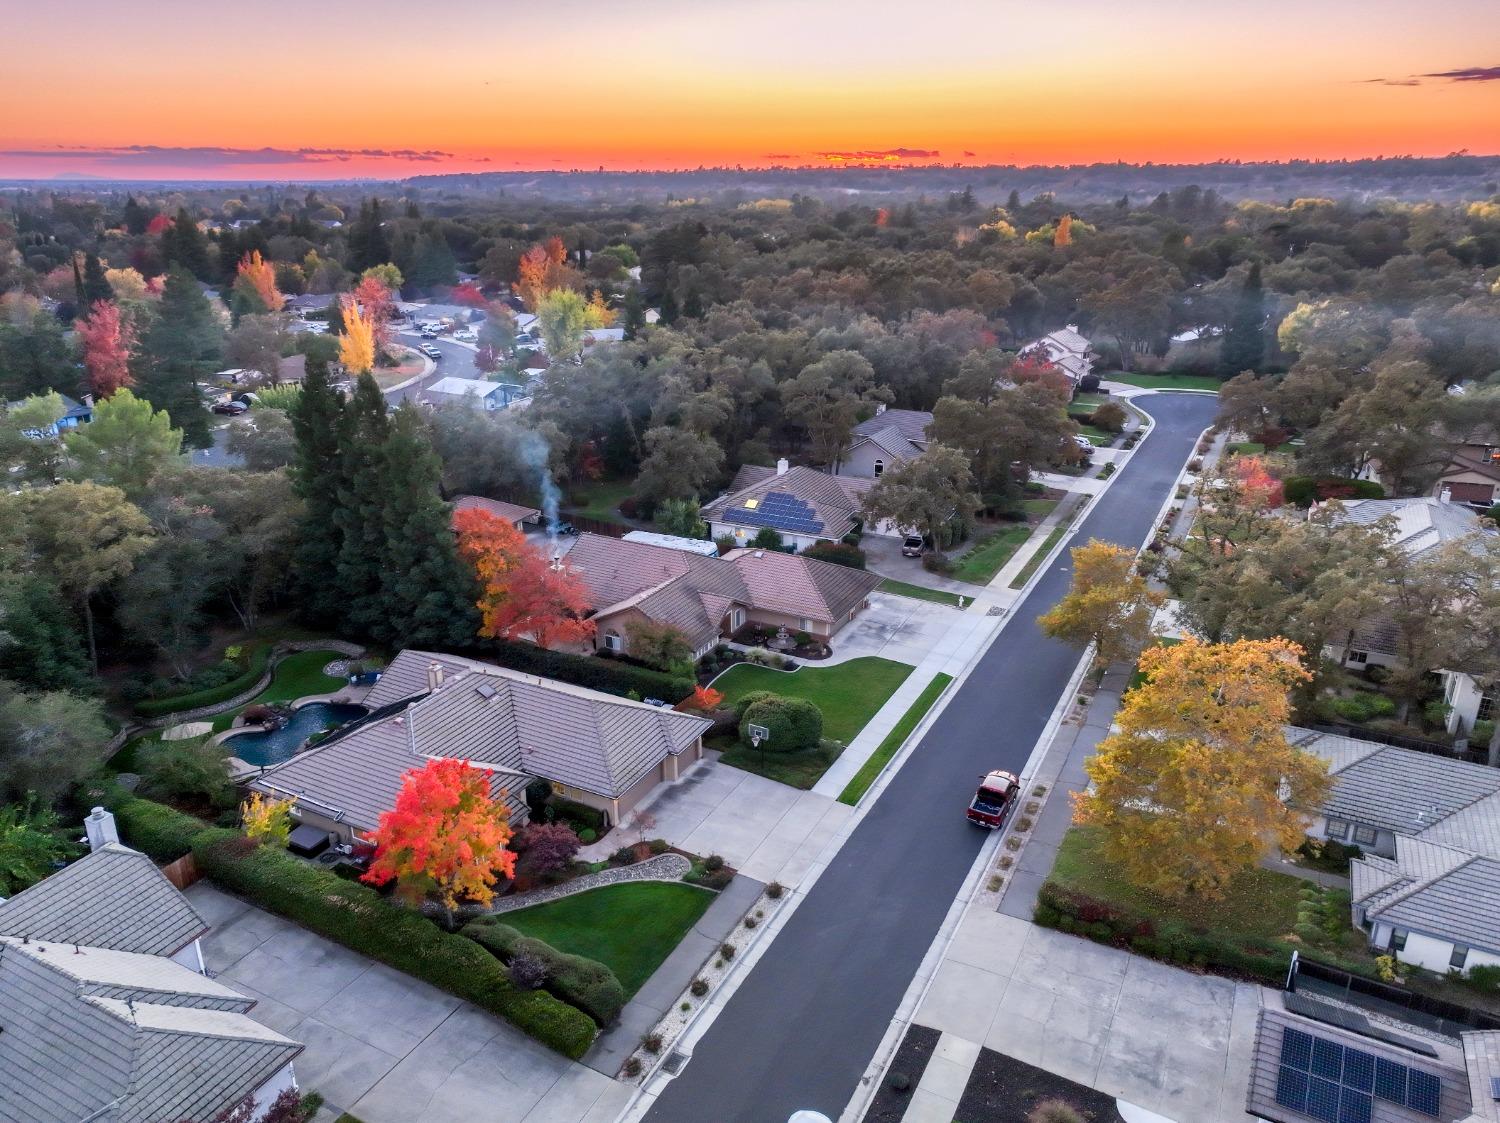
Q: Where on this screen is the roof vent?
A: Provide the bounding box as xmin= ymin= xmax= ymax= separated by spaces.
xmin=475 ymin=682 xmax=497 ymax=700
xmin=754 ymin=551 xmax=764 ymax=558
xmin=1490 ymin=1076 xmax=1500 ymax=1101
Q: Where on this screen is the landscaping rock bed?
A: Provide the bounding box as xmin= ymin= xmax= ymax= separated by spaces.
xmin=860 ymin=1024 xmax=940 ymax=1122
xmin=954 ymin=1046 xmax=1125 ymax=1122
xmin=488 ymin=853 xmax=692 ymax=914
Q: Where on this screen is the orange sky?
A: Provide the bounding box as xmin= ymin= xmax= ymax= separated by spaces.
xmin=2 ymin=0 xmax=1497 ymax=178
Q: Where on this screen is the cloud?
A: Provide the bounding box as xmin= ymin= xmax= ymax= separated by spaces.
xmin=1419 ymin=65 xmax=1500 ymax=82
xmin=763 ymin=153 xmax=797 ymax=161
xmin=0 ymin=144 xmax=455 ymax=168
xmin=962 ymin=150 xmax=976 ymax=157
xmin=1362 ymin=77 xmax=1422 ymax=86
xmin=815 ymin=147 xmax=940 ymax=163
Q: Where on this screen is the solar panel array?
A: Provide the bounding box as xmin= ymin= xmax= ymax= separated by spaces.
xmin=1277 ymin=1027 xmax=1442 ymax=1123
xmin=725 ymin=491 xmax=825 ymax=536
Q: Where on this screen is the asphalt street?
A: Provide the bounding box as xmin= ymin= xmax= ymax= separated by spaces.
xmin=642 ymin=392 xmax=1219 ymax=1123
xmin=383 ymin=332 xmax=481 ymax=404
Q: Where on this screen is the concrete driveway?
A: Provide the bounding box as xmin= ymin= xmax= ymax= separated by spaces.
xmin=187 ymin=884 xmax=629 ymax=1123
xmin=828 ymin=591 xmax=968 ymax=666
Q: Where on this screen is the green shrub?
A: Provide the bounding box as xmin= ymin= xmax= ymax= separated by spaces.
xmin=110 ymin=796 xmax=209 ymax=863
xmin=1463 ymin=964 xmax=1500 ymax=993
xmin=732 ymin=690 xmax=775 ymax=721
xmin=479 ymin=639 xmax=691 ymax=702
xmin=1473 ymin=720 xmax=1496 ymax=747
xmin=739 ymin=695 xmax=823 ymax=753
xmin=190 ymin=829 xmax=595 ymax=1056
xmin=549 ymin=797 xmax=605 ymax=834
xmin=802 ymin=542 xmax=866 ymax=569
xmin=1092 ymin=401 xmax=1128 ymax=433
xmin=134 ymin=645 xmax=271 ymax=717
xmin=136 ymin=737 xmax=236 ymax=809
xmin=1331 ymin=692 xmax=1397 ymax=723
xmin=1283 ymin=476 xmax=1385 ymax=509
xmin=461 ymin=918 xmax=626 ymax=1026
xmin=1423 ymin=700 xmax=1452 ymax=729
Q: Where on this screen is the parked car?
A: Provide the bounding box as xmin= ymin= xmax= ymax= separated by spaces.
xmin=966 ymin=770 xmax=1019 ymax=829
xmin=211 ymin=400 xmax=248 ymax=415
xmin=419 ymin=344 xmax=442 ymax=360
xmin=901 ymin=534 xmax=926 ymax=557
xmin=420 ymin=328 xmax=439 ymax=339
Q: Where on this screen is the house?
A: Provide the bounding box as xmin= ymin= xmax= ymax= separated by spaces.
xmin=1295 ymin=726 xmax=1500 ymax=975
xmin=421 ymin=376 xmax=511 ymax=411
xmin=563 ymin=532 xmax=881 ymax=658
xmin=452 ymin=494 xmax=541 ymax=530
xmin=1322 ymin=497 xmax=1499 ymax=739
xmin=700 ymin=460 xmax=881 ymax=551
xmin=276 ymin=353 xmax=307 ymax=385
xmin=834 ymin=405 xmax=932 ymax=479
xmin=0 ymin=813 xmax=302 ymax=1122
xmin=583 ymin=327 xmax=625 ymax=346
xmin=1245 ymin=990 xmax=1489 ymax=1123
xmin=7 ymin=392 xmax=92 ymax=436
xmin=1434 ymin=438 xmax=1500 ymax=510
xmin=251 ymin=649 xmax=711 ymax=833
xmin=1018 ymin=324 xmax=1095 ymax=387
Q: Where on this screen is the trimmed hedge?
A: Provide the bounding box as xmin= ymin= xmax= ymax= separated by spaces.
xmin=476 ymin=640 xmax=692 ymax=702
xmin=134 ymin=645 xmax=273 ymax=718
xmin=548 ymin=797 xmax=606 ymax=834
xmin=802 ymin=542 xmax=866 ymax=569
xmin=110 ymin=796 xmax=211 ymax=864
xmin=1282 ymin=476 xmax=1385 ymax=508
xmin=462 ymin=917 xmax=626 ymax=1026
xmin=740 ymin=695 xmax=823 ymax=753
xmin=190 ymin=829 xmax=596 ymax=1058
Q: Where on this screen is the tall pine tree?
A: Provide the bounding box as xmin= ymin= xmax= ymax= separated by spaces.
xmin=82 ymin=252 xmax=113 ymax=306
xmin=133 ymin=266 xmax=219 ymax=448
xmin=405 ymin=225 xmax=458 ymax=294
xmin=347 ymin=199 xmax=391 ymax=273
xmin=332 ymin=374 xmax=391 ymax=636
xmin=163 ymin=207 xmax=213 ymax=280
xmin=370 ymin=407 xmax=479 ymax=648
xmin=288 ymin=355 xmax=347 ymax=620
xmin=122 ymin=195 xmax=151 ymax=236
xmin=1219 ymin=262 xmax=1266 ymax=378
xmin=622 ymin=284 xmax=646 ymax=341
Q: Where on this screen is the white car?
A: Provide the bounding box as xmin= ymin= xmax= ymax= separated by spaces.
xmin=419 ymin=344 xmax=443 ymax=360
xmin=1073 ymin=434 xmax=1095 ymax=452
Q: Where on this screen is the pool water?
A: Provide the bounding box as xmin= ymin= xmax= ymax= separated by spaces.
xmin=224 ymin=702 xmax=367 ymax=768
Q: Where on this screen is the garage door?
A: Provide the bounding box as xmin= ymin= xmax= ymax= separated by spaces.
xmin=1446 ymin=481 xmax=1496 ymax=505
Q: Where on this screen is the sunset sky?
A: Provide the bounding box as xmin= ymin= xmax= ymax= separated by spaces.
xmin=3 ymin=0 xmax=1498 ymax=180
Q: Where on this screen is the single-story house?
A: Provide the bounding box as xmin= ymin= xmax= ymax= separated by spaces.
xmin=276 ymin=353 xmax=307 ymax=385
xmin=1295 ymin=726 xmax=1500 ymax=975
xmin=421 ymin=375 xmax=511 ymax=411
xmin=0 ymin=817 xmax=302 ymax=1122
xmin=8 ymin=392 xmax=92 ymax=436
xmin=252 ymin=649 xmax=712 ymax=835
xmin=563 ymin=532 xmax=881 ymax=658
xmin=701 ymin=460 xmax=880 ymax=551
xmin=583 ymin=327 xmax=625 ymax=347
xmin=1321 ymin=498 xmax=1498 ymax=738
xmin=1245 ymin=991 xmax=1486 ymax=1123
xmin=451 ymin=494 xmax=541 ymax=530
xmin=834 ymin=406 xmax=933 ymax=479
xmin=1018 ymin=324 xmax=1094 ymax=387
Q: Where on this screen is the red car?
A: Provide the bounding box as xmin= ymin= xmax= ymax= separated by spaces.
xmin=966 ymin=769 xmax=1019 ymax=829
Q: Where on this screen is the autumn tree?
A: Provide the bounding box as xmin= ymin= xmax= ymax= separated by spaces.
xmin=351 ymin=274 xmax=395 ymax=352
xmin=860 ymin=444 xmax=978 ymax=556
xmin=232 ymin=250 xmax=284 ymax=315
xmin=338 ymin=293 xmax=376 ymax=374
xmin=1074 ymin=637 xmax=1329 ymax=900
xmin=537 ymin=288 xmax=592 ymax=361
xmin=1053 ymin=213 xmax=1073 ymax=247
xmin=511 ymin=822 xmax=581 ymax=880
xmin=454 ymin=507 xmax=595 ymax=648
xmin=76 ymin=299 xmax=135 ymax=397
xmin=1039 ymin=540 xmax=1163 ymax=667
xmin=678 ymin=684 xmax=724 ymax=713
xmin=241 ymin=791 xmax=294 ymax=848
xmin=515 ymin=237 xmax=579 ymax=310
xmin=363 ymin=757 xmax=517 ymax=917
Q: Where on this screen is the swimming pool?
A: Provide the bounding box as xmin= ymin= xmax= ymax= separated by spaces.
xmin=223 ymin=702 xmax=367 ymax=768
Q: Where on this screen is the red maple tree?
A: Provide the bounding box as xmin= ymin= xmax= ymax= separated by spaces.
xmin=362 ymin=757 xmax=516 ymax=911
xmin=677 ymin=685 xmax=724 ymax=712
xmin=450 ymin=281 xmax=486 ymax=307
xmin=145 ymin=213 xmax=172 ymax=235
xmin=453 ymin=508 xmax=596 ymax=647
xmin=76 ymin=300 xmax=135 ymax=397
xmin=1233 ymin=454 xmax=1284 ymax=509
xmin=1010 ymin=353 xmax=1072 ymax=400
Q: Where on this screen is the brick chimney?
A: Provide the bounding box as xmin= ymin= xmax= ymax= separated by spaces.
xmin=84 ymin=807 xmax=119 ymax=853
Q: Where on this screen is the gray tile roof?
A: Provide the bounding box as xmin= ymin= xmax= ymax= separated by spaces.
xmin=1336 ymin=497 xmax=1495 ymax=560
xmin=0 ymin=844 xmax=206 ymax=956
xmin=853 ymin=408 xmax=932 ymax=446
xmin=254 ymin=650 xmax=711 ymax=826
xmin=723 ymin=546 xmax=882 ymax=623
xmin=1374 ymin=852 xmax=1500 ymax=956
xmin=702 ymin=465 xmax=873 ymax=540
xmin=1246 ymin=1004 xmax=1471 ymax=1123
xmin=1461 ymin=1031 xmax=1500 ymax=1122
xmin=0 ymin=938 xmax=300 ymax=1123
xmin=452 ymin=494 xmax=542 ymax=526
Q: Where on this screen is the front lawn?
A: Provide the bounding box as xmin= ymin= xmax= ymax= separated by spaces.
xmin=838 ymin=673 xmax=953 ymax=805
xmin=1103 ymin=372 xmax=1222 ymax=392
xmin=501 ymin=882 xmax=714 ymax=997
xmin=209 ymin=649 xmax=348 ymax=732
xmin=564 ymin=477 xmax=636 ymax=525
xmin=878 ymin=579 xmax=967 ymax=608
xmin=1076 ymin=424 xmax=1116 ymax=446
xmin=719 ymin=739 xmax=844 ymax=788
xmin=949 ymin=502 xmax=1059 ymax=586
xmin=711 ymin=657 xmax=914 ymax=744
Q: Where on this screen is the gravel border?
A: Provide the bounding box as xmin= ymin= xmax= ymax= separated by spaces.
xmin=487 ymin=853 xmax=692 ymax=914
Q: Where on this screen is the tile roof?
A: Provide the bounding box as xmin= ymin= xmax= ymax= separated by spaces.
xmin=849 ymin=409 xmax=932 ymax=460
xmin=452 ymin=494 xmax=541 ymax=526
xmin=1354 ymin=839 xmax=1500 ymax=956
xmin=724 ymin=546 xmax=882 ymax=623
xmin=0 ymin=844 xmax=206 ymax=957
xmin=254 ymin=649 xmax=710 ymax=824
xmin=1441 ymin=447 xmax=1500 ymax=484
xmin=1335 ymin=497 xmax=1495 ymax=560
xmin=701 ymin=465 xmax=873 ymax=540
xmin=0 ymin=938 xmax=300 ymax=1123
xmin=1461 ymin=1031 xmax=1500 ymax=1122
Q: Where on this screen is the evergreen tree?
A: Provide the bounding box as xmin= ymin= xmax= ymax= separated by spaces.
xmin=82 ymin=252 xmax=113 ymax=305
xmin=1006 ymin=189 xmax=1022 ymax=212
xmin=406 ymin=226 xmax=458 ymax=294
xmin=72 ymin=256 xmax=87 ymax=313
xmin=622 ymin=284 xmax=646 ymax=341
xmin=0 ymin=576 xmax=93 ymax=694
xmin=681 ymin=287 xmax=705 ymax=320
xmin=370 ymin=407 xmax=479 ymax=648
xmin=332 ymin=374 xmax=391 ymax=636
xmin=348 ymin=199 xmax=391 ymax=273
xmin=1219 ymin=262 xmax=1266 ymax=378
xmin=122 ymin=195 xmax=151 ymax=236
xmin=288 ymin=355 xmax=346 ymax=619
xmin=0 ymin=312 xmax=77 ymax=400
xmin=163 ymin=207 xmax=213 ymax=280
xmin=133 ymin=266 xmax=219 ymax=448
xmin=658 ymin=287 xmax=679 ymax=324
xmin=216 ymin=228 xmax=242 ymax=285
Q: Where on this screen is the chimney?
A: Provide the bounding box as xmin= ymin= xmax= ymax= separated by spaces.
xmin=84 ymin=807 xmax=119 ymax=853
xmin=81 ymin=392 xmax=95 ymax=409
xmin=427 ymin=662 xmax=444 ymax=692
xmin=776 ymin=458 xmax=789 ymax=476
xmin=875 ymin=403 xmax=887 ymax=415
xmin=1439 ymin=486 xmax=1452 ymax=505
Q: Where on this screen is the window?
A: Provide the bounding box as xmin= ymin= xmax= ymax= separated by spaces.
xmin=603 ymin=632 xmax=622 ymax=652
xmin=1348 ymin=651 xmax=1369 ymax=665
xmin=1325 ymin=818 xmax=1351 ymax=841
xmin=799 ymin=618 xmax=813 ymax=632
xmin=731 ymin=609 xmax=745 ymax=630
xmin=1480 ymin=692 xmax=1497 ymax=723
xmin=873 ymin=459 xmax=884 ymax=477
xmin=1451 ymin=945 xmax=1469 ymax=971
xmin=1353 ymin=824 xmax=1377 ymax=846
xmin=1390 ymin=929 xmax=1408 ymax=952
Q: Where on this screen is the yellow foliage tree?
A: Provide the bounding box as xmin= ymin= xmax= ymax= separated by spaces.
xmin=1053 ymin=213 xmax=1073 ymax=247
xmin=241 ymin=791 xmax=295 ymax=848
xmin=339 ymin=294 xmax=376 ymax=374
xmin=584 ymin=290 xmax=616 ymax=329
xmin=1038 ymin=539 xmax=1163 ymax=667
xmin=1073 ymin=637 xmax=1329 ymax=901
xmin=236 ymin=250 xmax=284 ymax=312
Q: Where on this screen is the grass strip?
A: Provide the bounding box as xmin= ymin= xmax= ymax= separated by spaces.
xmin=1007 ymin=497 xmax=1087 ymax=590
xmin=878 ymin=579 xmax=966 ymax=607
xmin=838 ymin=673 xmax=953 ymax=805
